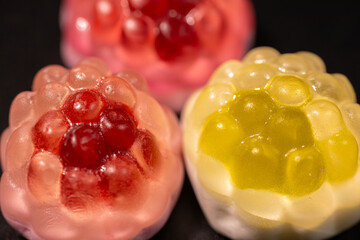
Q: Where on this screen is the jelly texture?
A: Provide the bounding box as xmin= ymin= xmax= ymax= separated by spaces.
xmin=0 ymin=58 xmax=183 ymax=240
xmin=60 ymin=0 xmax=255 ymax=110
xmin=182 ymin=47 xmax=360 ymax=239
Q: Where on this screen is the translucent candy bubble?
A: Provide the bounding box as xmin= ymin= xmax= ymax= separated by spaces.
xmin=28 ymin=151 xmax=63 ymax=202
xmin=134 ymin=91 xmax=170 ymax=142
xmin=1 ymin=128 xmax=10 ymax=168
xmin=233 ymin=188 xmax=285 ymax=221
xmin=61 ymin=168 xmax=103 ymax=211
xmin=100 ymin=105 xmax=137 ymax=151
xmin=9 ymin=91 xmax=35 ymax=130
xmin=121 ymin=15 xmax=153 ymax=48
xmin=78 ymin=57 xmax=112 ymax=76
xmin=98 ymin=76 xmax=136 ymax=108
xmin=305 ymin=100 xmax=345 ymax=140
xmin=197 ymin=152 xmax=232 ymax=197
xmin=190 ymin=83 xmax=235 ymax=128
xmin=128 ymin=0 xmax=168 ymax=18
xmin=93 ymin=0 xmax=121 ymax=29
xmin=243 ymin=47 xmax=280 ymax=64
xmin=317 ymin=129 xmax=358 ymax=182
xmin=32 ymin=65 xmax=69 ymax=91
xmin=284 ymin=146 xmax=325 ymax=196
xmin=297 ymin=51 xmax=326 ymax=73
xmin=229 ymin=91 xmax=276 ymax=136
xmin=154 ymin=15 xmax=199 ymax=61
xmin=266 ymin=75 xmax=312 ymax=106
xmin=32 ymin=110 xmax=69 ymax=153
xmin=232 ymin=63 xmax=276 ymax=90
xmin=274 ymin=53 xmax=310 ymax=76
xmin=306 ymin=73 xmax=349 ymax=102
xmin=208 ymin=60 xmax=243 ymax=85
xmin=193 ymin=0 xmax=224 ymax=51
xmin=135 ymin=129 xmax=161 ymax=170
xmin=68 ymin=65 xmax=102 ymax=89
xmin=34 ymin=82 xmax=71 ymax=117
xmin=102 ymin=154 xmax=144 ymax=197
xmin=332 ymin=73 xmax=356 ymax=102
xmin=63 ymin=90 xmax=104 ymax=123
xmin=6 ymin=121 xmax=34 ymax=171
xmin=229 ymin=135 xmax=282 ymax=190
xmin=286 ymin=183 xmax=335 ymax=229
xmin=199 ymin=112 xmax=244 ymax=163
xmin=114 ymin=69 xmax=149 ymax=92
xmin=340 ymin=102 xmax=360 ymax=147
xmin=266 ymin=107 xmax=314 ymax=153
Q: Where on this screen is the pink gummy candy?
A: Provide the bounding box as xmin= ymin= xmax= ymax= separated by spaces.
xmin=0 ymin=58 xmax=183 ymax=240
xmin=60 ymin=0 xmax=255 ymax=110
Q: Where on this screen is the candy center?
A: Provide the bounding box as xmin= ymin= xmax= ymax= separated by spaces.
xmin=31 ymin=85 xmax=160 ymax=209
xmin=200 ymin=75 xmax=358 ymax=196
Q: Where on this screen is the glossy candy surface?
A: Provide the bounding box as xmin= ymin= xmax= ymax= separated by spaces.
xmin=0 ymin=58 xmax=183 ymax=240
xmin=182 ymin=47 xmax=360 ymax=239
xmin=60 ymin=0 xmax=255 ymax=110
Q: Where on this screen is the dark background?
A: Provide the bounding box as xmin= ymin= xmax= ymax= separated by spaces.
xmin=1 ymin=0 xmax=360 ymax=239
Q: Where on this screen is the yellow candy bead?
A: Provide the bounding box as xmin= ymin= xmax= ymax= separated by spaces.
xmin=266 ymin=75 xmax=312 ymax=106
xmin=208 ymin=60 xmax=243 ymax=85
xmin=243 ymin=47 xmax=280 ymax=64
xmin=274 ymin=53 xmax=310 ymax=75
xmin=199 ymin=112 xmax=244 ymax=164
xmin=306 ymin=72 xmax=348 ymax=102
xmin=317 ymin=129 xmax=358 ymax=182
xmin=297 ymin=51 xmax=326 ymax=73
xmin=266 ymin=107 xmax=314 ymax=153
xmin=284 ymin=146 xmax=326 ymax=196
xmin=333 ymin=73 xmax=356 ymax=102
xmin=190 ymin=82 xmax=235 ymax=128
xmin=232 ymin=63 xmax=276 ymax=90
xmin=305 ymin=100 xmax=345 ymax=141
xmin=228 ymin=91 xmax=276 ymax=136
xmin=229 ymin=135 xmax=282 ymax=190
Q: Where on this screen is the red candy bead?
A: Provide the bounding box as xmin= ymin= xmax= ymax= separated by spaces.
xmin=63 ymin=90 xmax=104 ymax=123
xmin=155 ymin=15 xmax=199 ymax=61
xmin=102 ymin=154 xmax=143 ymax=197
xmin=100 ymin=105 xmax=137 ymax=151
xmin=61 ymin=168 xmax=103 ymax=210
xmin=121 ymin=16 xmax=152 ymax=48
xmin=169 ymin=0 xmax=202 ymax=15
xmin=60 ymin=124 xmax=106 ymax=169
xmin=137 ymin=130 xmax=160 ymax=169
xmin=32 ymin=110 xmax=69 ymax=153
xmin=128 ymin=0 xmax=168 ymax=18
xmin=93 ymin=0 xmax=120 ymax=28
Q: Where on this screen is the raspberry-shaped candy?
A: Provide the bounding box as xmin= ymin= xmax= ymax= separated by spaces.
xmin=60 ymin=0 xmax=255 ymax=110
xmin=182 ymin=47 xmax=360 ymax=239
xmin=0 ymin=58 xmax=183 ymax=240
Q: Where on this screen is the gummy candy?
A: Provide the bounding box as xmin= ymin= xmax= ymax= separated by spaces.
xmin=182 ymin=47 xmax=360 ymax=239
xmin=60 ymin=0 xmax=255 ymax=110
xmin=0 ymin=58 xmax=183 ymax=240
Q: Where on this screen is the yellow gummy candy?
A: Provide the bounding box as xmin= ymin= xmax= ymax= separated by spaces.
xmin=199 ymin=67 xmax=358 ymax=197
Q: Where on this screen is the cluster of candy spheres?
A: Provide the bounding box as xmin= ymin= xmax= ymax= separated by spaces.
xmin=61 ymin=0 xmax=255 ymax=110
xmin=1 ymin=58 xmax=183 ymax=240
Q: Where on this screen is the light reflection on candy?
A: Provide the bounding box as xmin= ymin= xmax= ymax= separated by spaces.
xmin=60 ymin=0 xmax=255 ymax=110
xmin=0 ymin=57 xmax=183 ymax=240
xmin=182 ymin=47 xmax=360 ymax=239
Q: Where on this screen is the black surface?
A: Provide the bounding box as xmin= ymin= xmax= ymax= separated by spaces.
xmin=1 ymin=0 xmax=360 ymax=239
